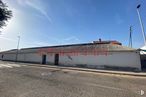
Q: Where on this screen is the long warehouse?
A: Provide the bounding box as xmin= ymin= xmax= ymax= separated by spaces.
xmin=0 ymin=40 xmax=141 ymax=71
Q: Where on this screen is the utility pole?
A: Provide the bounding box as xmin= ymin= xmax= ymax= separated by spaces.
xmin=137 ymin=4 xmax=146 ymax=45
xmin=129 ymin=26 xmax=133 ymax=48
xmin=15 ymin=35 xmax=20 ymax=62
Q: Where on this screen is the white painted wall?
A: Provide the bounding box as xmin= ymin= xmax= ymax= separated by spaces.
xmin=2 ymin=53 xmax=16 ymax=61
xmin=17 ymin=53 xmax=54 ymax=64
xmin=17 ymin=54 xmax=25 ymax=61
xmin=0 ymin=51 xmax=141 ymax=71
xmin=59 ymin=52 xmax=141 ymax=70
xmin=46 ymin=54 xmax=54 ymax=64
xmin=22 ymin=53 xmax=42 ymax=63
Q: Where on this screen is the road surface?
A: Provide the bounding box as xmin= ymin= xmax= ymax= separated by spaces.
xmin=0 ymin=61 xmax=146 ymax=97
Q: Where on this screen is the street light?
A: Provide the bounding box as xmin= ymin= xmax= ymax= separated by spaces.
xmin=136 ymin=4 xmax=146 ymax=45
xmin=15 ymin=35 xmax=20 ymax=62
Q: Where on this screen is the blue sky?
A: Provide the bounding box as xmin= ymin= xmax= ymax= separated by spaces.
xmin=0 ymin=0 xmax=146 ymax=51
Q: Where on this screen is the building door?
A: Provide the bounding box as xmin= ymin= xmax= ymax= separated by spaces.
xmin=54 ymin=54 xmax=59 ymax=65
xmin=42 ymin=55 xmax=46 ymax=64
xmin=1 ymin=54 xmax=4 ymax=60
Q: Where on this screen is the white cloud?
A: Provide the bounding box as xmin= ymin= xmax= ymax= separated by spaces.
xmin=0 ymin=0 xmax=53 ymax=51
xmin=0 ymin=36 xmax=16 ymax=42
xmin=16 ymin=0 xmax=52 ymax=23
xmin=33 ymin=34 xmax=81 ymax=46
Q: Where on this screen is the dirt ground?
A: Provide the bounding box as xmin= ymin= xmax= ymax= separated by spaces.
xmin=0 ymin=61 xmax=146 ymax=97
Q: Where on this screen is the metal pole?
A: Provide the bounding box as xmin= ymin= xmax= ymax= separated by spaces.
xmin=137 ymin=5 xmax=146 ymax=45
xmin=129 ymin=26 xmax=132 ymax=48
xmin=15 ymin=35 xmax=20 ymax=62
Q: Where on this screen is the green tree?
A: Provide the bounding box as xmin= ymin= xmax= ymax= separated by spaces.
xmin=0 ymin=0 xmax=12 ymax=29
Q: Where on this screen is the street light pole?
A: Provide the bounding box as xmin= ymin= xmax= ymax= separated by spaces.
xmin=137 ymin=4 xmax=146 ymax=45
xmin=15 ymin=35 xmax=20 ymax=62
xmin=129 ymin=26 xmax=133 ymax=48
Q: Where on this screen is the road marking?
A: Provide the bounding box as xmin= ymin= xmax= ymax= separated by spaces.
xmin=7 ymin=63 xmax=21 ymax=67
xmin=0 ymin=64 xmax=13 ymax=68
xmin=0 ymin=63 xmax=21 ymax=68
xmin=87 ymin=83 xmax=123 ymax=91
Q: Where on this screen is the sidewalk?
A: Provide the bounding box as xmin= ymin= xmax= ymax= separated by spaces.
xmin=19 ymin=63 xmax=146 ymax=77
xmin=1 ymin=61 xmax=146 ymax=77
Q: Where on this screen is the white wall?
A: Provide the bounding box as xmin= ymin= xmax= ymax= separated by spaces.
xmin=24 ymin=53 xmax=42 ymax=63
xmin=1 ymin=51 xmax=141 ymax=71
xmin=46 ymin=54 xmax=54 ymax=64
xmin=17 ymin=53 xmax=25 ymax=61
xmin=59 ymin=52 xmax=141 ymax=70
xmin=17 ymin=53 xmax=54 ymax=64
xmin=2 ymin=53 xmax=16 ymax=61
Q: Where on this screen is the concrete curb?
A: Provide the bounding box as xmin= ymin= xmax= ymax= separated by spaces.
xmin=23 ymin=64 xmax=146 ymax=77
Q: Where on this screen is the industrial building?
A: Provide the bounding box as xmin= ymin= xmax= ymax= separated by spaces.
xmin=0 ymin=40 xmax=142 ymax=71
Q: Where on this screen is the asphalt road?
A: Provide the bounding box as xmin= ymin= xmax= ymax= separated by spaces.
xmin=0 ymin=61 xmax=146 ymax=97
